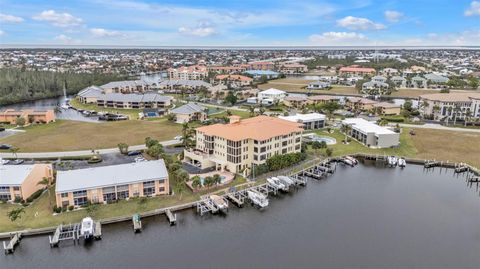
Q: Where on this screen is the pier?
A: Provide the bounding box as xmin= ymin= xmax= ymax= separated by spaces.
xmin=165 ymin=209 xmax=177 ymax=225
xmin=3 ymin=233 xmax=22 ymax=255
xmin=49 ymin=223 xmax=81 ymax=247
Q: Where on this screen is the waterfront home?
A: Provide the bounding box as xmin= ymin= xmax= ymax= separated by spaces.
xmin=101 ymin=80 xmax=153 ymax=94
xmin=424 ymin=73 xmax=449 ymax=84
xmin=168 ymin=65 xmax=208 ymax=80
xmin=372 ymin=102 xmax=401 ymax=116
xmin=183 ymin=115 xmax=303 ymax=175
xmin=258 ymin=88 xmax=286 ymax=102
xmin=283 ymin=96 xmax=308 ymax=108
xmin=410 ymin=76 xmax=427 ymax=88
xmin=214 ymin=74 xmax=253 ymax=87
xmin=342 ymin=118 xmax=400 ymax=148
xmin=279 ymin=113 xmax=326 ymax=129
xmin=339 ymin=66 xmax=376 ymax=76
xmin=158 ymin=79 xmax=211 ymax=92
xmin=345 ymin=97 xmax=378 ymax=111
xmin=361 ymin=81 xmax=390 ymax=94
xmin=0 ymin=164 xmax=53 ymax=202
xmin=391 ymin=76 xmax=407 ymax=88
xmin=307 ymin=81 xmax=331 ymax=90
xmin=77 ymin=86 xmax=104 ymax=104
xmin=279 ymin=63 xmax=308 ymax=74
xmin=307 ymin=95 xmax=341 ymax=106
xmin=248 ymin=61 xmax=274 ymax=70
xmin=0 ymin=109 xmax=55 ymax=125
xmin=419 ymin=92 xmax=480 ymax=121
xmin=96 ymin=93 xmax=172 ymax=109
xmin=55 ymin=160 xmax=169 ymax=208
xmin=170 ymin=103 xmax=207 ymax=123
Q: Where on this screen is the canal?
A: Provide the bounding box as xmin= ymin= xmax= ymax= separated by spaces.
xmin=1 ymin=163 xmax=479 ymax=269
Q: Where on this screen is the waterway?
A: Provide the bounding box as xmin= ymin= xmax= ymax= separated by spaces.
xmin=1 ymin=163 xmax=479 ymax=269
xmin=0 ymin=96 xmax=98 ymax=122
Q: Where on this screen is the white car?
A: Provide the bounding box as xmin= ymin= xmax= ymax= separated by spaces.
xmin=174 ymin=135 xmax=183 ymax=141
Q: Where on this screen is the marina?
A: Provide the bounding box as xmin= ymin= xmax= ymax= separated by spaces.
xmin=1 ymin=162 xmax=479 ymax=269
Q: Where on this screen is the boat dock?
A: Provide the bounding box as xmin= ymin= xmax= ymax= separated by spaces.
xmin=3 ymin=233 xmax=22 ymax=255
xmin=132 ymin=214 xmax=142 ymax=233
xmin=49 ymin=223 xmax=81 ymax=247
xmin=454 ymin=163 xmax=469 ymax=173
xmin=165 ymin=209 xmax=177 ymax=225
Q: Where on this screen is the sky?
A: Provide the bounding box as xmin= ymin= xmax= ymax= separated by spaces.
xmin=0 ymin=0 xmax=479 ymax=47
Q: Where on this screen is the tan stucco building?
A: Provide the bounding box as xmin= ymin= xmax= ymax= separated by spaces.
xmin=0 ymin=164 xmax=53 ymax=202
xmin=184 ymin=115 xmax=303 ymax=175
xmin=0 ymin=109 xmax=55 ymax=125
xmin=55 ymin=160 xmax=169 ymax=208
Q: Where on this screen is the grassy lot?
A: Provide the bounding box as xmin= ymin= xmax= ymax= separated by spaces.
xmin=0 ymin=119 xmax=182 ymax=152
xmin=70 ymin=98 xmax=142 ymax=120
xmin=0 ymin=177 xmax=247 ymax=233
xmin=208 ymin=109 xmax=251 ymax=119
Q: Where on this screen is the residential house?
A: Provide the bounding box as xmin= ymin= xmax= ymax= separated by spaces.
xmin=170 ymin=103 xmax=207 ymax=123
xmin=0 ymin=164 xmax=53 ymax=202
xmin=372 ymin=102 xmax=401 ymax=115
xmin=258 ymin=88 xmax=286 ymax=103
xmin=283 ymin=96 xmax=308 ymax=108
xmin=307 ymin=81 xmax=331 ymax=90
xmin=279 ymin=113 xmax=326 ymax=129
xmin=214 ymin=74 xmax=253 ymax=87
xmin=0 ymin=109 xmax=55 ymax=124
xmin=342 ymin=118 xmax=400 ymax=148
xmin=419 ymin=92 xmax=480 ymax=121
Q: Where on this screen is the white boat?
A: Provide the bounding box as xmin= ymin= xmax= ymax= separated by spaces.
xmin=0 ymin=158 xmax=9 ymax=165
xmin=60 ymin=103 xmax=70 ymax=110
xmin=277 ymin=176 xmax=294 ymax=188
xmin=247 ymin=190 xmax=269 ymax=208
xmin=398 ymin=158 xmax=406 ymax=168
xmin=345 ymin=156 xmax=358 ymax=165
xmin=267 ymin=177 xmax=288 ymax=191
xmin=342 ymin=158 xmax=354 ymax=166
xmin=210 ymin=195 xmax=228 ymax=211
xmin=80 ymin=217 xmax=94 ymax=240
xmin=387 ymin=156 xmax=398 ymax=167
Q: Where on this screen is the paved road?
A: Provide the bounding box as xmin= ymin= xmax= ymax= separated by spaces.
xmin=397 ymin=123 xmax=480 ymax=133
xmin=0 ymin=139 xmax=180 ymax=159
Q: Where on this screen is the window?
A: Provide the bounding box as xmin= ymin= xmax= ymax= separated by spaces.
xmin=0 ymin=186 xmax=10 ymax=193
xmin=0 ymin=194 xmax=11 ymax=201
xmin=159 ymin=187 xmax=165 ymax=192
xmin=61 ymin=193 xmax=68 ymax=198
xmin=12 ymin=186 xmax=20 ymax=191
xmin=143 ymin=181 xmax=155 ymax=197
xmin=74 ymin=196 xmax=88 ymax=206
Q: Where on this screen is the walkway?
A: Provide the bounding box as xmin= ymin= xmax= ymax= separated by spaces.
xmin=0 ymin=139 xmax=179 ymax=159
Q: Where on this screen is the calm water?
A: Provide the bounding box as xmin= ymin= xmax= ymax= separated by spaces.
xmin=2 ymin=163 xmax=479 ymax=269
xmin=1 ymin=96 xmax=98 ymax=122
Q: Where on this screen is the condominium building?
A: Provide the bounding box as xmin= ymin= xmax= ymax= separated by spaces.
xmin=168 ymin=65 xmax=208 ymax=80
xmin=372 ymin=102 xmax=401 ymax=116
xmin=279 ymin=113 xmax=326 ymax=129
xmin=214 ymin=74 xmax=253 ymax=87
xmin=0 ymin=164 xmax=53 ymax=202
xmin=55 ymin=160 xmax=169 ymax=208
xmin=345 ymin=97 xmax=378 ymax=111
xmin=96 ymin=93 xmax=172 ymax=109
xmin=419 ymin=92 xmax=480 ymax=121
xmin=279 ymin=63 xmax=308 ymax=74
xmin=0 ymin=109 xmax=55 ymax=125
xmin=339 ymin=66 xmax=376 ymax=76
xmin=342 ymin=118 xmax=399 ymax=148
xmin=183 ymin=116 xmax=303 ymax=175
xmin=248 ymin=61 xmax=274 ymax=70
xmin=101 ymin=80 xmax=152 ymax=94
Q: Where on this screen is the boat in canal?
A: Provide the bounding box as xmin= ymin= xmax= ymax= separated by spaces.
xmin=247 ymin=190 xmax=269 ymax=208
xmin=210 ymin=195 xmax=228 ymax=212
xmin=267 ymin=177 xmax=288 ymax=191
xmin=398 ymin=158 xmax=406 ymax=168
xmin=80 ymin=217 xmax=94 ymax=240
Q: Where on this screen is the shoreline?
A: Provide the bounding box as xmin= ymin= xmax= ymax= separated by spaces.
xmin=1 ymin=154 xmax=477 ymax=239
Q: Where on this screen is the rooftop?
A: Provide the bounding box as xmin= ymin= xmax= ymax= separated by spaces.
xmin=171 ymin=103 xmax=205 ymax=115
xmin=420 ymin=92 xmax=480 ymax=102
xmin=0 ymin=164 xmax=35 ymax=186
xmin=279 ymin=113 xmax=326 ymax=123
xmin=342 ymin=118 xmax=395 ymax=135
xmin=196 ymin=115 xmax=303 ymax=141
xmin=56 ymin=160 xmax=168 ymax=193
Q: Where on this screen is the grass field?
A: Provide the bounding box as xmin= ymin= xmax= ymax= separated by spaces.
xmin=0 ymin=177 xmax=247 ymax=233
xmin=0 ymin=119 xmax=182 ymax=152
xmin=208 ymin=109 xmax=251 ymax=119
xmin=70 ymin=99 xmax=142 ymax=120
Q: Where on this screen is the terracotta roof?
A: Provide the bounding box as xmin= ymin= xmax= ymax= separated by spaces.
xmin=420 ymin=92 xmax=480 ymax=102
xmin=346 ymin=97 xmax=378 ymax=104
xmin=215 ymin=74 xmax=252 ymax=82
xmin=196 ymin=115 xmax=303 ymax=141
xmin=339 ymin=66 xmax=376 ymax=73
xmin=373 ymin=102 xmax=401 ymax=108
xmin=307 ymin=95 xmax=340 ymax=101
xmin=284 ymin=96 xmax=307 ymax=102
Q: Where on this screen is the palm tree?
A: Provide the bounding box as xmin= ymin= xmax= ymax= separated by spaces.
xmin=37 ymin=177 xmax=52 ymax=208
xmin=465 ymin=109 xmax=472 ymax=126
xmin=249 ymin=106 xmax=255 ymax=117
xmin=453 ymin=104 xmax=461 ymax=125
xmin=7 ymin=208 xmax=25 ymax=226
xmin=341 ymin=124 xmax=352 ymax=143
xmin=212 ymin=174 xmax=222 ymax=185
xmin=9 ymin=147 xmax=19 ymax=159
xmin=446 ymin=107 xmax=453 ymax=125
xmin=181 ymin=123 xmax=193 ymax=148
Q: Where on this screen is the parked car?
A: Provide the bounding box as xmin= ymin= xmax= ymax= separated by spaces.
xmin=0 ymin=127 xmax=5 ymax=132
xmin=0 ymin=144 xmax=12 ymax=150
xmin=174 ymin=135 xmax=183 ymax=141
xmin=134 ymin=156 xmax=145 ymax=162
xmin=1 ymin=159 xmax=10 ymax=165
xmin=11 ymin=159 xmax=24 ymax=165
xmin=127 ymin=150 xmax=141 ymax=156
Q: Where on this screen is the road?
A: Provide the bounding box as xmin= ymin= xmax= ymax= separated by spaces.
xmin=397 ymin=123 xmax=480 ymax=133
xmin=0 ymin=139 xmax=180 ymax=159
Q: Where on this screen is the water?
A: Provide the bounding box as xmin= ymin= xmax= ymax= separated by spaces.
xmin=1 ymin=163 xmax=479 ymax=269
xmin=0 ymin=96 xmax=98 ymax=122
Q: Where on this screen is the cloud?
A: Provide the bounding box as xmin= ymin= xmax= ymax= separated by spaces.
xmin=337 ymin=16 xmax=385 ymax=30
xmin=0 ymin=13 xmax=24 ymax=23
xmin=178 ymin=22 xmax=217 ymax=37
xmin=465 ymin=1 xmax=480 ymax=16
xmin=403 ymin=30 xmax=480 ymax=46
xmin=33 ymin=10 xmax=83 ymax=27
xmin=0 ymin=30 xmax=4 ymax=36
xmin=54 ymin=34 xmax=76 ymax=44
xmin=309 ymin=31 xmax=368 ymax=45
xmin=384 ymin=10 xmax=404 ymax=22
xmin=90 ymin=28 xmax=125 ymax=38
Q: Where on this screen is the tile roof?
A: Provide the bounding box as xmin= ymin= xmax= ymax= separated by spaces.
xmin=171 ymin=103 xmax=205 ymax=115
xmin=419 ymin=92 xmax=480 ymax=102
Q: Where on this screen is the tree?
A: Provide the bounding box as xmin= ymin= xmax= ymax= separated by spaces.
xmin=212 ymin=174 xmax=222 ymax=185
xmin=465 ymin=109 xmax=472 ymax=126
xmin=341 ymin=124 xmax=352 ymax=143
xmin=181 ymin=123 xmax=194 ymax=148
xmin=9 ymin=147 xmax=19 ymax=159
xmin=249 ymin=106 xmax=256 ymax=117
xmin=320 ymin=102 xmax=340 ymax=122
xmin=15 ymin=117 xmax=26 ymax=126
xmin=204 ymin=176 xmax=214 ymax=189
xmin=7 ymin=208 xmax=25 ymax=225
xmin=191 ymin=175 xmax=201 ymax=189
xmin=147 ymin=143 xmax=164 ymax=159
xmin=468 ymin=76 xmax=479 ymax=89
xmin=145 ymin=137 xmax=159 ymax=148
xmin=37 ymin=177 xmax=52 ymax=209
xmin=326 ymin=147 xmax=334 ymax=157
xmin=117 ymin=143 xmax=129 ymax=155
xmin=225 ymin=91 xmax=238 ymax=106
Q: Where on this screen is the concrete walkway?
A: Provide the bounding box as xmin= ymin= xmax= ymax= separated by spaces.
xmin=397 ymin=123 xmax=480 ymax=133
xmin=0 ymin=139 xmax=180 ymax=159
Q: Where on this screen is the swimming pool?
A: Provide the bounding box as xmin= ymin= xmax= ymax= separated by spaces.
xmin=304 ymin=134 xmax=337 ymax=145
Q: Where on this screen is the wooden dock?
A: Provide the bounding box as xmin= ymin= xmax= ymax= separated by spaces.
xmin=226 ymin=192 xmax=245 ymax=207
xmin=3 ymin=233 xmax=21 ymax=254
xmin=93 ymin=222 xmax=102 ymax=240
xmin=49 ymin=223 xmax=80 ymax=247
xmin=165 ymin=209 xmax=177 ymax=225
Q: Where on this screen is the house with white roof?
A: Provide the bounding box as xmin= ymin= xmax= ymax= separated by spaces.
xmin=0 ymin=164 xmax=53 ymax=202
xmin=279 ymin=113 xmax=326 ymax=129
xmin=55 ymin=160 xmax=169 ymax=208
xmin=342 ymin=118 xmax=400 ymax=148
xmin=258 ymin=88 xmax=286 ymax=102
xmin=170 ymin=102 xmax=207 ymax=123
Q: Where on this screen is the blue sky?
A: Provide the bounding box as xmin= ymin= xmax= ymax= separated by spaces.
xmin=0 ymin=0 xmax=479 ymax=46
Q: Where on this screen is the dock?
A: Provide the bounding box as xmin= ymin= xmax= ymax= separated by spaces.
xmin=454 ymin=163 xmax=469 ymax=173
xmin=196 ymin=197 xmax=219 ymax=216
xmin=226 ymin=192 xmax=245 ymax=207
xmin=49 ymin=223 xmax=80 ymax=247
xmin=3 ymin=233 xmax=22 ymax=255
xmin=165 ymin=209 xmax=177 ymax=225
xmin=424 ymin=160 xmax=441 ymax=168
xmin=93 ymin=222 xmax=102 ymax=239
xmin=132 ymin=214 xmax=142 ymax=233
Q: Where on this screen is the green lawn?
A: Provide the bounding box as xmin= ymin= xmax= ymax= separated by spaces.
xmin=208 ymin=109 xmax=251 ymax=119
xmin=0 ymin=119 xmax=182 ymax=152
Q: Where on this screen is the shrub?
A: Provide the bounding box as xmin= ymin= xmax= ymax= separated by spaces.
xmin=26 ymin=189 xmax=44 ymax=203
xmin=14 ymin=197 xmax=22 ymax=203
xmin=68 ymin=205 xmax=74 ymax=211
xmin=53 ymin=206 xmax=62 ymax=214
